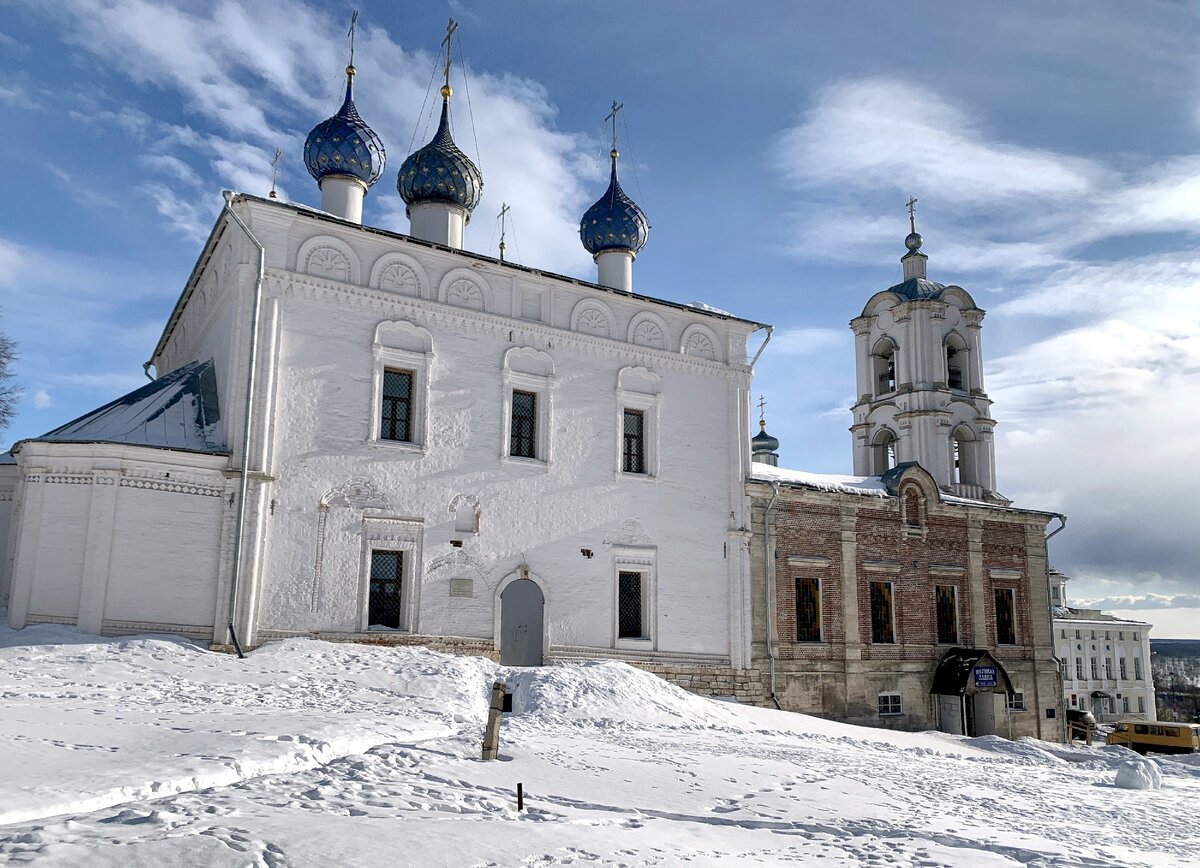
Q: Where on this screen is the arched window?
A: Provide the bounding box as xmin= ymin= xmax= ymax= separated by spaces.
xmin=945 ymin=333 xmax=968 ymax=392
xmin=871 ymin=428 xmax=897 ymax=475
xmin=872 ymin=338 xmax=897 ymax=396
xmin=951 ymin=426 xmax=979 ymax=487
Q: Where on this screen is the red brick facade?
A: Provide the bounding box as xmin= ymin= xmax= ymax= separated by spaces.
xmin=749 ymin=464 xmax=1063 ymax=740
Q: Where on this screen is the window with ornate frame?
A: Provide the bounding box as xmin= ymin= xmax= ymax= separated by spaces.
xmin=613 ymin=546 xmax=656 ymax=649
xmin=501 ymin=347 xmax=554 ymax=464
xmin=370 ymin=321 xmax=433 ymax=452
xmin=616 ymin=367 xmax=661 ymax=479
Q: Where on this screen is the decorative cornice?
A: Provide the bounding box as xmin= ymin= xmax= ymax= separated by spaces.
xmin=119 ymin=477 xmax=224 ymax=497
xmin=787 ymin=555 xmax=832 ymax=568
xmin=862 ymin=560 xmax=902 ymax=573
xmin=928 ymin=565 xmax=966 ymax=576
xmin=989 ymin=568 xmax=1023 ymax=581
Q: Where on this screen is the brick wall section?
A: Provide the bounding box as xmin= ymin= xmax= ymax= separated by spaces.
xmin=748 ymin=466 xmax=1062 ymax=741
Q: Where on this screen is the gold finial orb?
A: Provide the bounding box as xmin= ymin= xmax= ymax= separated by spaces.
xmin=440 ymin=84 xmax=453 ymax=99
xmin=346 ymin=64 xmax=356 ymax=79
xmin=610 ymin=148 xmax=619 ymax=160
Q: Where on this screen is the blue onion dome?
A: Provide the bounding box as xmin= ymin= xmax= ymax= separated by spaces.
xmin=397 ymin=90 xmax=484 ymax=214
xmin=304 ymin=67 xmax=386 ymax=187
xmin=580 ymin=150 xmax=649 ymax=256
xmin=752 ymin=420 xmax=780 ymax=453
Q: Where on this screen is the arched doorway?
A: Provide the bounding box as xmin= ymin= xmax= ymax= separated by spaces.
xmin=500 ymin=579 xmax=544 ymax=666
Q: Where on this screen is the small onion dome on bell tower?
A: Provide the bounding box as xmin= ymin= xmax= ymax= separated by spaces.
xmin=580 ymin=148 xmax=649 ymax=258
xmin=304 ymin=66 xmax=386 ymax=190
xmin=397 ymin=87 xmax=484 ymax=216
xmin=751 ymin=420 xmax=780 ymax=467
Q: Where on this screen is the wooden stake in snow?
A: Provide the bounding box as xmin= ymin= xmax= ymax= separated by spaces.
xmin=482 ymin=680 xmax=505 ymax=760
xmin=517 ymin=782 xmax=524 ymax=811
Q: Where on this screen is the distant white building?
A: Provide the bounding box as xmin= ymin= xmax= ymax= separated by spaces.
xmin=0 ymin=48 xmax=766 ymax=689
xmin=1051 ymin=569 xmax=1155 ymax=721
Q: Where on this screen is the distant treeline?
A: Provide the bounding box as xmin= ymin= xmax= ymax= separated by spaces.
xmin=1151 ymin=639 xmax=1200 ymax=659
xmin=1152 ymin=642 xmax=1200 ymax=722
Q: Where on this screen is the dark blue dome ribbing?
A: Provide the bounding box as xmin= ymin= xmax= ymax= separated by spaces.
xmin=579 ymin=158 xmax=649 ymax=256
xmin=304 ymin=73 xmax=386 ymax=187
xmin=397 ymin=100 xmax=483 ymax=213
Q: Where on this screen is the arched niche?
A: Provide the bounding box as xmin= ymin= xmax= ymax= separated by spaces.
xmin=627 ymin=311 xmax=670 ymax=350
xmin=438 ymin=268 xmax=491 ymax=313
xmin=570 ymin=299 xmax=615 ymax=338
xmin=369 ymin=252 xmax=427 ymax=298
xmin=680 ymin=323 xmax=721 ymax=361
xmin=297 ymin=235 xmax=360 ymax=285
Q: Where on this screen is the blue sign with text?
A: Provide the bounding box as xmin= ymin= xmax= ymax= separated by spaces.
xmin=974 ymin=665 xmax=998 ymax=688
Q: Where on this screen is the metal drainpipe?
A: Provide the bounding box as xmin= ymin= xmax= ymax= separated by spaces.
xmin=749 ymin=325 xmax=774 ymax=369
xmin=1042 ymin=513 xmax=1068 ymax=740
xmin=222 ymin=191 xmax=266 ymax=659
xmin=763 ymin=481 xmax=782 ymax=709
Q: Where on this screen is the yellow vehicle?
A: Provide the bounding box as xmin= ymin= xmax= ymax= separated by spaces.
xmin=1108 ymin=720 xmax=1200 ymax=755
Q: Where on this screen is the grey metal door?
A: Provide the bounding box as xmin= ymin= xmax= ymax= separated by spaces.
xmin=500 ymin=580 xmax=544 ymax=666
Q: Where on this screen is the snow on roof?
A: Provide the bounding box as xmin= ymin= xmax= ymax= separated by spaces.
xmin=24 ymin=359 xmax=227 ymax=455
xmin=749 ymin=462 xmax=888 ymax=496
xmin=686 ymin=300 xmax=734 ymax=316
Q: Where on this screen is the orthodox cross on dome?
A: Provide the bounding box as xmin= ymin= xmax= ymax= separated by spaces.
xmin=605 ymin=100 xmax=624 ymax=160
xmin=347 ymin=10 xmax=359 ymax=69
xmin=757 ymin=394 xmax=767 ymax=426
xmin=906 ymin=196 xmax=918 ymax=234
xmin=498 ymin=202 xmax=510 ymax=262
xmin=441 ymin=17 xmax=459 ymax=96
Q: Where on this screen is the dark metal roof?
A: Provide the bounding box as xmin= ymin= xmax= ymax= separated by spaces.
xmin=397 ymin=100 xmax=483 ymax=213
xmin=304 ymin=73 xmax=386 ymax=188
xmin=18 ymin=359 xmax=226 ymax=455
xmin=885 ymin=277 xmax=947 ymax=301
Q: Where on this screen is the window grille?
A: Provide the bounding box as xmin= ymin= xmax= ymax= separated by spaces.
xmin=870 ymin=581 xmax=894 ymax=644
xmin=622 ymin=409 xmax=645 ymax=474
xmin=381 ymin=369 xmax=413 ymax=442
xmin=618 ymin=571 xmax=644 ymax=638
xmin=878 ymin=693 xmax=902 ymax=716
xmin=368 ymin=550 xmax=404 ymax=629
xmin=994 ymin=588 xmax=1016 ymax=645
xmin=936 ymin=585 xmax=957 ymax=644
xmin=510 ymin=390 xmax=537 ymax=458
xmin=795 ymin=577 xmax=821 ymax=642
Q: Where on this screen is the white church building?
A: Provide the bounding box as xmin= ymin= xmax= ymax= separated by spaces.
xmin=0 ymin=47 xmax=767 ymax=680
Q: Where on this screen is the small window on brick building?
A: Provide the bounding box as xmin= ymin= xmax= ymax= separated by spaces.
xmin=795 ymin=577 xmax=821 ymax=642
xmin=935 ymin=585 xmax=958 ymax=644
xmin=878 ymin=692 xmax=903 ymax=716
xmin=870 ymin=581 xmax=895 ymax=644
xmin=1007 ymin=691 xmax=1026 ymax=712
xmin=994 ymin=587 xmax=1016 ymax=645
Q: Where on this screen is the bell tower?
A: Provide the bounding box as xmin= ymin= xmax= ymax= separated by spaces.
xmin=848 ymin=200 xmax=1004 ymax=503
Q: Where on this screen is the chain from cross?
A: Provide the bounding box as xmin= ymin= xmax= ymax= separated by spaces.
xmin=757 ymin=395 xmax=767 ymax=423
xmin=906 ymin=196 xmax=918 ymax=233
xmin=605 ymin=100 xmax=624 ymax=152
xmin=442 ymin=17 xmax=459 ymax=90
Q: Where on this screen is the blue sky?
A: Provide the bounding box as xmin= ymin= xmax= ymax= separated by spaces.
xmin=2 ymin=1 xmax=1199 ymax=636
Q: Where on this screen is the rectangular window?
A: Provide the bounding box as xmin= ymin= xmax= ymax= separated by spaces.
xmin=1134 ymin=657 xmax=1143 ymax=680
xmin=795 ymin=577 xmax=821 ymax=643
xmin=1138 ymin=696 xmax=1145 ymax=713
xmin=1105 ymin=658 xmax=1113 ymax=679
xmin=878 ymin=693 xmax=903 ymax=716
xmin=1070 ymin=694 xmax=1077 ymax=708
xmin=380 ymin=369 xmax=414 ymax=442
xmin=936 ymin=585 xmax=958 ymax=644
xmin=1122 ymin=696 xmax=1130 ymax=713
xmin=1008 ymin=691 xmax=1026 ymax=712
xmin=1075 ymin=657 xmax=1083 ymax=680
xmin=367 ymin=550 xmax=404 ymax=629
xmin=618 ymin=571 xmax=645 ymax=639
xmin=870 ymin=581 xmax=894 ymax=644
xmin=1060 ymin=658 xmax=1069 ymax=681
xmin=510 ymin=390 xmax=538 ymax=458
xmin=994 ymin=587 xmax=1016 ymax=645
xmin=621 ymin=409 xmax=646 ymax=474
xmin=1090 ymin=657 xmax=1099 ymax=679
xmin=1120 ymin=658 xmax=1128 ymax=679
xmin=1119 ymin=631 xmax=1124 ymax=640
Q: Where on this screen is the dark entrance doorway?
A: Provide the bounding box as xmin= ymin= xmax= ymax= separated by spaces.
xmin=500 ymin=579 xmax=544 ymax=666
xmin=368 ymin=550 xmax=404 ymax=628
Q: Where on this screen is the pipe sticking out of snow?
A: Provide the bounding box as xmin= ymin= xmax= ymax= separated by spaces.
xmin=222 ymin=191 xmax=266 ymax=659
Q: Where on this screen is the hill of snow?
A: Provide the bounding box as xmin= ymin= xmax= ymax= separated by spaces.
xmin=2 ymin=618 xmax=1199 ymax=866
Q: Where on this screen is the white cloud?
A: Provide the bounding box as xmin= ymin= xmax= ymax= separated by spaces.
xmin=32 ymin=390 xmax=52 ymax=409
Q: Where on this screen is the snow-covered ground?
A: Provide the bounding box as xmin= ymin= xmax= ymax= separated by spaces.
xmin=2 ymin=619 xmax=1198 ymax=866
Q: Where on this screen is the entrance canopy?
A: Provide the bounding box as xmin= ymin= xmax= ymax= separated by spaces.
xmin=930 ymin=648 xmax=1013 ymax=696
xmin=1090 ymin=690 xmax=1113 ymax=699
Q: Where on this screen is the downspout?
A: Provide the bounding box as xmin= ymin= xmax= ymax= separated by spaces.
xmin=1042 ymin=513 xmax=1068 ymax=740
xmin=763 ymin=481 xmax=782 ymax=709
xmin=749 ymin=325 xmax=774 ymax=369
xmin=222 ymin=191 xmax=266 ymax=659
